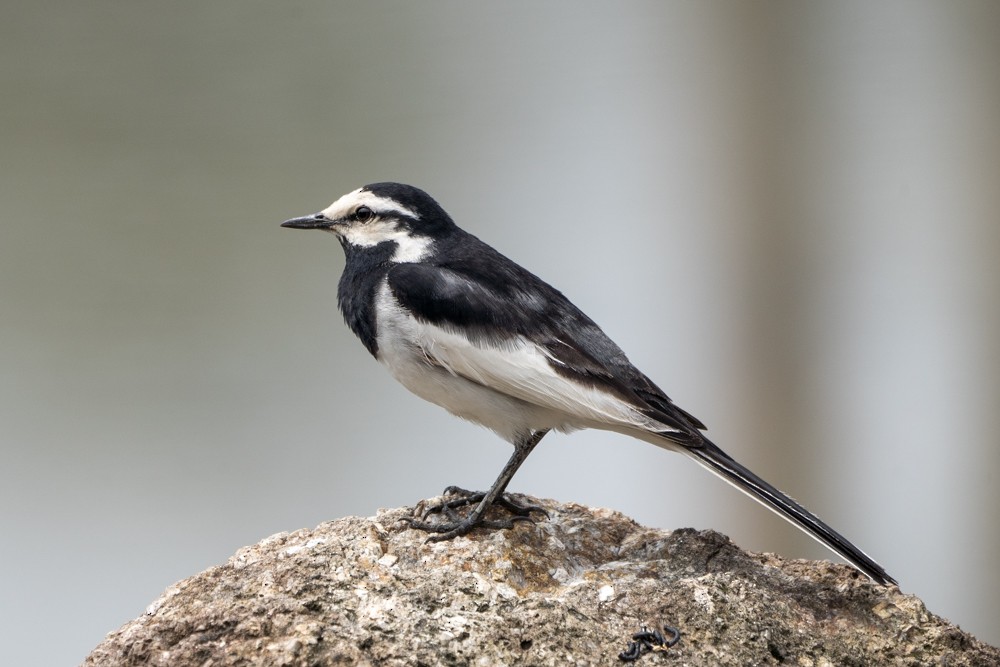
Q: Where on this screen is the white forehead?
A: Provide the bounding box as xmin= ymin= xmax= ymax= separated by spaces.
xmin=321 ymin=188 xmax=420 ymax=221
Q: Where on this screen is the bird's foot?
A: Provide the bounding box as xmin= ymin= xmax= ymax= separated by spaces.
xmin=431 ymin=486 xmax=549 ymax=519
xmin=403 ymin=486 xmax=548 ymax=542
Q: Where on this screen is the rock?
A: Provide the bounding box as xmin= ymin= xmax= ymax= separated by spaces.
xmin=83 ymin=496 xmax=998 ymax=666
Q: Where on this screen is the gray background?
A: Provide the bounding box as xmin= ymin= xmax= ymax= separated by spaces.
xmin=3 ymin=2 xmax=999 ymax=664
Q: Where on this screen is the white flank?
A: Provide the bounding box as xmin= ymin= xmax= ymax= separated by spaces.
xmin=373 ymin=281 xmax=671 ymax=441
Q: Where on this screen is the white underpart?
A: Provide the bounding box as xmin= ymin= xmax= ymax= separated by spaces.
xmin=320 ymin=188 xmax=433 ymax=262
xmin=373 ymin=281 xmax=672 ymax=443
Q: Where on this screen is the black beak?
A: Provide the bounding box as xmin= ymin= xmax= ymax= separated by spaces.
xmin=281 ymin=213 xmax=334 ymax=229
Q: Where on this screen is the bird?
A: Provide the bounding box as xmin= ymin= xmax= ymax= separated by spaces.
xmin=281 ymin=182 xmax=896 ymax=586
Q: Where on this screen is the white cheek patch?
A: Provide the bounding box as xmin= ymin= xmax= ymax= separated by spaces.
xmin=390 ymin=233 xmax=434 ymax=263
xmin=336 ymin=220 xmax=433 ymax=262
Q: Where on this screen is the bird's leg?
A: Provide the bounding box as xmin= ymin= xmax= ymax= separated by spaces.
xmin=405 ymin=429 xmax=549 ymax=541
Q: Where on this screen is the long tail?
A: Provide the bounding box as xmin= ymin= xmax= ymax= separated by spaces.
xmin=684 ymin=437 xmax=897 ymax=585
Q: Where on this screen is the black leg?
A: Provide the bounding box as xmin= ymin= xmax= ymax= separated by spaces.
xmin=405 ymin=429 xmax=549 ymax=541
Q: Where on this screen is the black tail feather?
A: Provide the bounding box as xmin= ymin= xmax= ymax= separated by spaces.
xmin=686 ymin=438 xmax=897 ymax=586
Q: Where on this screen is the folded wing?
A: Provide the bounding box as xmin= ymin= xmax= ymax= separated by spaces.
xmin=385 ymin=236 xmax=705 ymax=441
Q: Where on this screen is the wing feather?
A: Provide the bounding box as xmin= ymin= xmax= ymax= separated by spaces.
xmin=385 ymin=234 xmax=705 ymax=442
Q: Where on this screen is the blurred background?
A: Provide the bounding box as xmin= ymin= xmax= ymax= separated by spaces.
xmin=2 ymin=2 xmax=999 ymax=663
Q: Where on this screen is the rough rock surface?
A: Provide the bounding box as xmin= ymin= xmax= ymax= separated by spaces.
xmin=85 ymin=496 xmax=998 ymax=666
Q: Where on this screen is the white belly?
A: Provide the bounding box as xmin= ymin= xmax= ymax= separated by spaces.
xmin=373 ymin=280 xmax=582 ymax=443
xmin=372 ymin=279 xmax=670 ymax=446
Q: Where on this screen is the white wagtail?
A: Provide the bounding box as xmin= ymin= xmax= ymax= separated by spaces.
xmin=282 ymin=182 xmax=896 ymax=586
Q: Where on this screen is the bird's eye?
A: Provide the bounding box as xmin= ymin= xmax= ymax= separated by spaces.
xmin=355 ymin=206 xmax=374 ymax=223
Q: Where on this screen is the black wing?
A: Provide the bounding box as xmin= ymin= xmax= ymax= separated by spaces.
xmin=386 ymin=231 xmax=706 ymax=441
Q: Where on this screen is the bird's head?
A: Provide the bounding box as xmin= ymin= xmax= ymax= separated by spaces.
xmin=281 ymin=182 xmax=456 ymax=262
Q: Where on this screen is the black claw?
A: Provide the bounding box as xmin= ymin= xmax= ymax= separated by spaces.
xmin=494 ymin=494 xmax=549 ymax=518
xmin=400 ymin=517 xmax=474 ymax=541
xmin=405 ymin=488 xmax=547 ymax=540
